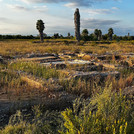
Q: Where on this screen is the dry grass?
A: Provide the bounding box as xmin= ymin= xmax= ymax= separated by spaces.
xmin=82 ymin=55 xmax=91 ymax=60
xmin=0 ymin=40 xmax=134 ymax=99
xmin=0 ymin=40 xmax=134 ymax=56
xmin=21 ymin=76 xmax=43 ymax=89
xmin=0 ymin=69 xmax=48 ymax=100
xmin=107 ymin=74 xmax=134 ymax=91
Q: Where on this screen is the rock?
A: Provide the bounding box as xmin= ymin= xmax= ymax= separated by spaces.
xmin=100 ymin=71 xmax=120 ymax=78
xmin=64 ymin=52 xmax=76 ymax=57
xmin=32 ymin=41 xmax=42 ymax=43
xmin=27 ymin=53 xmax=58 ymax=58
xmin=115 ymin=55 xmax=127 ymax=60
xmin=59 ymin=55 xmax=72 ymax=59
xmin=49 ymin=63 xmax=66 ymax=69
xmin=59 ymin=52 xmax=76 ymax=59
xmin=82 ymin=55 xmax=91 ymax=60
xmin=76 ymin=65 xmax=103 ymax=72
xmin=122 ymin=53 xmax=134 ymax=57
xmin=102 ymin=63 xmax=115 ymax=69
xmin=97 ymin=55 xmax=115 ymax=60
xmin=77 ymin=53 xmax=86 ymax=58
xmin=47 ymin=78 xmax=56 ymax=84
xmin=72 ymin=71 xmax=120 ymax=80
xmin=0 ymin=56 xmax=4 ymax=63
xmin=97 ymin=54 xmax=127 ymax=61
xmin=13 ymin=55 xmax=23 ymax=59
xmin=68 ymin=60 xmax=92 ymax=65
xmin=55 ymin=63 xmax=67 ymax=69
xmin=0 ymin=55 xmax=13 ymax=64
xmin=72 ymin=71 xmax=99 ymax=80
xmin=120 ymin=60 xmax=133 ymax=67
xmin=26 ymin=52 xmax=35 ymax=58
xmin=2 ymin=55 xmax=13 ymax=60
xmin=21 ymin=56 xmax=61 ymax=63
xmin=123 ymin=86 xmax=134 ymax=97
xmin=94 ymin=62 xmax=115 ymax=70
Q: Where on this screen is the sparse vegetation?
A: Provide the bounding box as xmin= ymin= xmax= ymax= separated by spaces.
xmin=0 ymin=0 xmax=134 ymax=132
xmin=0 ymin=84 xmax=134 ymax=134
xmin=0 ymin=39 xmax=134 ymax=134
xmin=59 ymin=86 xmax=133 ymax=134
xmin=0 ymin=40 xmax=134 ymax=57
xmin=9 ymin=62 xmax=59 ymax=79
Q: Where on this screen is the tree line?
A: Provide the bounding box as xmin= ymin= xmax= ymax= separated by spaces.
xmin=0 ymin=31 xmax=133 ymax=41
xmin=81 ymin=29 xmax=134 ymax=41
xmin=74 ymin=8 xmax=134 ymax=42
xmin=35 ymin=8 xmax=134 ymax=42
xmin=0 ymin=8 xmax=133 ymax=41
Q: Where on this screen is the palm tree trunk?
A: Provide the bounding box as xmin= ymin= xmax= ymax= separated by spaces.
xmin=40 ymin=32 xmax=44 ymax=43
xmin=74 ymin=8 xmax=80 ymax=43
xmin=110 ymin=35 xmax=112 ymax=41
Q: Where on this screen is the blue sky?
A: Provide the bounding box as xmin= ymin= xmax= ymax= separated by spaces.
xmin=0 ymin=0 xmax=134 ymax=36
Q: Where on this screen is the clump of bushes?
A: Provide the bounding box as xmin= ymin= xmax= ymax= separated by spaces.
xmin=0 ymin=106 xmax=61 ymax=134
xmin=59 ymin=84 xmax=134 ymax=134
xmin=1 ymin=84 xmax=133 ymax=134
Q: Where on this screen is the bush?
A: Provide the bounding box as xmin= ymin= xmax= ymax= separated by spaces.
xmin=0 ymin=84 xmax=133 ymax=134
xmin=0 ymin=106 xmax=61 ymax=134
xmin=59 ymin=84 xmax=133 ymax=134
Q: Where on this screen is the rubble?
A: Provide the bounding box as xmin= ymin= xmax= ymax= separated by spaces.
xmin=72 ymin=71 xmax=120 ymax=80
xmin=0 ymin=56 xmax=3 ymax=63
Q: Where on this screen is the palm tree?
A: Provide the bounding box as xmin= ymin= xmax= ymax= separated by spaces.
xmin=74 ymin=8 xmax=80 ymax=42
xmin=82 ymin=29 xmax=89 ymax=41
xmin=82 ymin=29 xmax=89 ymax=36
xmin=108 ymin=28 xmax=114 ymax=41
xmin=98 ymin=30 xmax=102 ymax=41
xmin=68 ymin=32 xmax=71 ymax=38
xmin=94 ymin=29 xmax=99 ymax=40
xmin=36 ymin=20 xmax=45 ymax=43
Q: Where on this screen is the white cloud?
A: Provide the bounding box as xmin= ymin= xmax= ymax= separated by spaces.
xmin=0 ymin=17 xmax=11 ymax=23
xmin=7 ymin=4 xmax=30 ymax=11
xmin=64 ymin=2 xmax=79 ymax=8
xmin=82 ymin=18 xmax=120 ymax=30
xmin=0 ymin=0 xmax=130 ymax=36
xmin=7 ymin=4 xmax=48 ymax=13
xmin=20 ymin=0 xmax=120 ymax=7
xmin=112 ymin=7 xmax=119 ymax=10
xmin=81 ymin=7 xmax=119 ymax=16
xmin=34 ymin=6 xmax=48 ymax=13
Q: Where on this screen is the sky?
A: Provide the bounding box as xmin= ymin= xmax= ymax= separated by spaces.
xmin=0 ymin=0 xmax=134 ymax=36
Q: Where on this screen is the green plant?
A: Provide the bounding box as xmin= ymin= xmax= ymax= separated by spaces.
xmin=108 ymin=28 xmax=114 ymax=41
xmin=9 ymin=62 xmax=60 ymax=79
xmin=59 ymin=78 xmax=94 ymax=96
xmin=0 ymin=106 xmax=61 ymax=134
xmin=59 ymin=84 xmax=132 ymax=134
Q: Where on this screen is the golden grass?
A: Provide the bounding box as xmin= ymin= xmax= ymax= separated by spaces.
xmin=0 ymin=40 xmax=134 ymax=56
xmin=21 ymin=76 xmax=43 ymax=89
xmin=109 ymin=74 xmax=134 ymax=91
xmin=82 ymin=55 xmax=91 ymax=60
xmin=0 ymin=40 xmax=134 ymax=99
